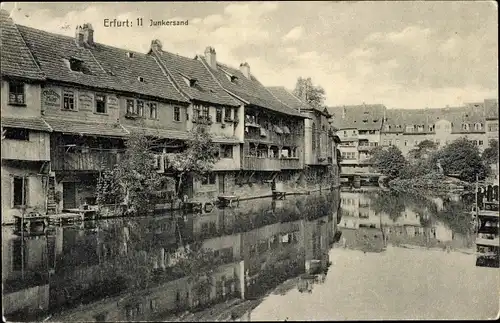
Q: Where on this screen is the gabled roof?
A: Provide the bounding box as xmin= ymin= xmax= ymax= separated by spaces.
xmin=0 ymin=10 xmax=45 ymax=80
xmin=384 ymin=106 xmax=487 ymax=134
xmin=198 ymin=57 xmax=304 ymax=118
xmin=151 ymin=49 xmax=240 ymax=107
xmin=15 ymin=24 xmax=188 ymax=104
xmin=327 ymin=104 xmax=386 ymax=131
xmin=266 ymin=86 xmax=330 ymax=117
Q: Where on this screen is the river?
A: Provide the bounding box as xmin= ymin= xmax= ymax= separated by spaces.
xmin=2 ymin=189 xmax=498 ymax=321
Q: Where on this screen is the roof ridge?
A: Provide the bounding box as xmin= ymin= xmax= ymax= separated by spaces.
xmin=10 ymin=22 xmax=45 ymax=78
xmin=17 ymin=24 xmax=150 ymax=58
xmin=150 ymin=48 xmax=193 ymax=101
xmin=197 ymin=55 xmax=245 ymax=106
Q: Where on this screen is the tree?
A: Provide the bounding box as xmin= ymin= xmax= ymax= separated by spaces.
xmin=115 ymin=133 xmax=167 ymax=215
xmin=96 ymin=166 xmax=123 ymax=206
xmin=292 ymin=77 xmax=326 ymax=109
xmin=370 ymin=146 xmax=407 ymax=179
xmin=482 ymin=139 xmax=499 ymax=165
xmin=168 ymin=126 xmax=220 ymax=197
xmin=408 ymin=139 xmax=438 ymax=161
xmin=432 ymin=137 xmax=487 ymax=182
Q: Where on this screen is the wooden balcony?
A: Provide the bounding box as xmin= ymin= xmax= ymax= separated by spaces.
xmin=357 ymin=145 xmax=376 ymax=151
xmin=243 ymin=156 xmax=281 ymax=171
xmin=2 ymin=138 xmax=50 ymax=161
xmin=51 ymin=150 xmax=122 ymax=171
xmin=280 ymin=158 xmax=302 ymax=170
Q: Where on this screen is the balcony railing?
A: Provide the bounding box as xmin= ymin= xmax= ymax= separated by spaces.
xmin=192 ymin=114 xmax=213 ymax=125
xmin=358 ymin=145 xmax=376 ymax=151
xmin=280 ymin=158 xmax=302 ymax=169
xmin=2 ymin=139 xmax=50 ymax=161
xmin=52 ymin=150 xmax=123 ymax=171
xmin=243 ymin=156 xmax=281 ymax=171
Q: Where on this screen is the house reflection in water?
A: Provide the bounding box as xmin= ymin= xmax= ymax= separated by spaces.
xmin=2 ymin=191 xmax=340 ymax=321
xmin=338 ymin=191 xmax=473 ymax=252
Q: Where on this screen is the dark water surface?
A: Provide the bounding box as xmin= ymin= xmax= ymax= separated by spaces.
xmin=2 ymin=189 xmax=498 ymax=321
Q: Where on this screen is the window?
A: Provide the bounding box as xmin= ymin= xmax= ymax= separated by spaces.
xmin=216 ymin=107 xmax=223 ymax=123
xmin=488 ymin=124 xmax=498 ymax=132
xmin=173 ymin=107 xmax=181 ymax=122
xmin=404 ymin=140 xmax=408 ymax=146
xmin=62 ymin=90 xmax=76 ymax=110
xmin=202 ymin=106 xmax=209 ymax=118
xmin=395 ymin=139 xmax=400 ymax=145
xmin=201 ymin=173 xmax=216 ymax=185
xmin=462 ymin=123 xmax=469 ymax=131
xmin=475 ymin=123 xmax=483 ymax=131
xmin=8 ymin=82 xmax=25 ymax=105
xmin=149 ymin=102 xmax=158 ymax=119
xmin=479 ymin=140 xmax=484 ymax=146
xmin=137 ymin=100 xmax=144 ymax=117
xmin=126 ymin=99 xmax=135 ymax=114
xmin=13 ymin=176 xmax=28 ymax=207
xmin=343 ymin=130 xmax=347 ymax=137
xmin=95 ymin=94 xmax=107 ymax=114
xmin=4 ymin=128 xmax=29 ymax=141
xmin=68 ymin=58 xmax=91 ymax=74
xmin=221 ymin=145 xmax=233 ymax=158
xmin=383 ymin=140 xmax=387 ymax=146
xmin=388 ymin=140 xmax=393 ymax=146
xmin=224 ymin=107 xmax=232 ymax=121
xmin=312 ymin=123 xmax=317 ymax=149
xmin=193 ymin=105 xmax=201 ymax=119
xmin=405 ymin=125 xmax=413 ymax=133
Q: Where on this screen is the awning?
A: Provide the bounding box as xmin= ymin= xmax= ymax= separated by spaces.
xmin=1 ymin=117 xmax=52 ymax=132
xmin=44 ymin=118 xmax=129 ymax=137
xmin=273 ymin=125 xmax=283 ymax=134
xmin=282 ymin=126 xmax=291 ymax=134
xmin=124 ymin=126 xmax=189 ymax=140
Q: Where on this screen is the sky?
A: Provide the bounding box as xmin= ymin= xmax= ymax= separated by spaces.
xmin=1 ymin=1 xmax=498 ymax=109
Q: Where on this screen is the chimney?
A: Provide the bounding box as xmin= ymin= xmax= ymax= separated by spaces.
xmin=75 ymin=25 xmax=84 ymax=46
xmin=151 ymin=39 xmax=163 ymax=52
xmin=75 ymin=24 xmax=94 ymax=47
xmin=240 ymin=62 xmax=250 ymax=79
xmin=204 ymin=46 xmax=217 ymax=69
xmin=82 ymin=23 xmax=94 ymax=46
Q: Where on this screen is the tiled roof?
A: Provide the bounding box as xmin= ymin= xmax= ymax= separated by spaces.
xmin=123 ymin=125 xmax=189 ymax=140
xmin=89 ymin=44 xmax=188 ymax=104
xmin=328 ymin=104 xmax=386 ymax=131
xmin=151 ymin=49 xmax=239 ymax=107
xmin=16 ymin=25 xmax=188 ymax=104
xmin=384 ymin=106 xmax=487 ymax=134
xmin=43 ymin=118 xmax=129 ymax=137
xmin=198 ymin=57 xmax=304 ymax=118
xmin=484 ymin=99 xmax=499 ymax=120
xmin=0 ymin=10 xmax=45 ymax=80
xmin=1 ymin=117 xmax=51 ymax=132
xmin=266 ymin=86 xmax=329 ymax=117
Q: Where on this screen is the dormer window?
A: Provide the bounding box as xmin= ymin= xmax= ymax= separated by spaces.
xmin=180 ymin=73 xmax=197 ymax=87
xmin=138 ymin=76 xmax=145 ymax=82
xmin=462 ymin=123 xmax=469 ymax=131
xmin=67 ymin=57 xmax=91 ymax=74
xmin=127 ymin=52 xmax=134 ymax=58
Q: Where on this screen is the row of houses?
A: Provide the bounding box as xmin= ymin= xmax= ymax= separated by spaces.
xmin=3 ymin=195 xmax=339 ymax=320
xmin=0 ymin=11 xmax=341 ymax=224
xmin=328 ymin=100 xmax=499 ymax=174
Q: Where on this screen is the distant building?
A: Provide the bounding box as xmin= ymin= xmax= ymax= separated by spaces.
xmin=327 ymin=104 xmax=386 ymax=174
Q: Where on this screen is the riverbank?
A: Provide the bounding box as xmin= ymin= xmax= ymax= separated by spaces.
xmin=387 ymin=173 xmax=474 ymax=196
xmin=0 ymin=184 xmax=341 ymax=226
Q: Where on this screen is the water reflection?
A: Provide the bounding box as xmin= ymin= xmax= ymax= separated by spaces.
xmin=339 ymin=191 xmax=475 ymax=252
xmin=2 ymin=190 xmax=341 ymax=322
